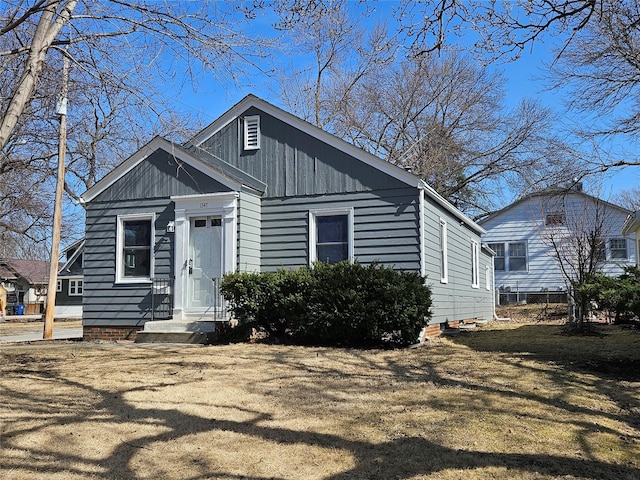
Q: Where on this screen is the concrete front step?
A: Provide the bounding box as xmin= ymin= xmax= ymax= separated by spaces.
xmin=135 ymin=331 xmax=217 ymax=344
xmin=142 ymin=320 xmax=216 ymax=333
xmin=135 ymin=320 xmax=218 ymax=344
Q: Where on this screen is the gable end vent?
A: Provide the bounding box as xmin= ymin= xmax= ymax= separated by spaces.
xmin=244 ymin=115 xmax=260 ymax=150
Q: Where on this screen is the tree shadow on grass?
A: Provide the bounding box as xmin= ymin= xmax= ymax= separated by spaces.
xmin=1 ymin=345 xmax=638 ymax=480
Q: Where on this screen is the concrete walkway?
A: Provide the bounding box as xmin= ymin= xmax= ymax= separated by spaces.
xmin=0 ymin=316 xmax=83 ymax=343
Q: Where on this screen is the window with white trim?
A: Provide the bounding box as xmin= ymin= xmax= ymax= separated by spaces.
xmin=56 ymin=280 xmax=62 ymax=292
xmin=485 ymin=265 xmax=491 ymax=290
xmin=439 ymin=219 xmax=448 ymax=283
xmin=488 ymin=242 xmax=528 ymax=272
xmin=489 ymin=243 xmax=505 ymax=271
xmin=309 ymin=208 xmax=354 ymax=265
xmin=609 ymin=238 xmax=628 ymax=259
xmin=471 ymin=240 xmax=480 ymax=288
xmin=509 ymin=242 xmax=527 ymax=271
xmin=116 ymin=214 xmax=154 ymax=282
xmin=69 ymin=279 xmax=83 ymax=296
xmin=244 ymin=115 xmax=260 ymax=150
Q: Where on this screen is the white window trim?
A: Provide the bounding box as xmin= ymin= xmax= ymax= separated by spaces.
xmin=439 ymin=218 xmax=448 ymax=284
xmin=116 ymin=213 xmax=155 ymax=284
xmin=309 ymin=207 xmax=354 ymax=266
xmin=56 ymin=279 xmax=62 ymax=292
xmin=485 ymin=265 xmax=491 ymax=291
xmin=68 ymin=277 xmax=83 ymax=296
xmin=471 ymin=239 xmax=480 ymax=288
xmin=244 ymin=115 xmax=260 ymax=150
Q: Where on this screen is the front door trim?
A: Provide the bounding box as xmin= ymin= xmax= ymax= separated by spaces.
xmin=171 ymin=192 xmax=238 ymax=320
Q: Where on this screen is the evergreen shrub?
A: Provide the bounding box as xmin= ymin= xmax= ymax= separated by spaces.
xmin=220 ymin=262 xmax=432 ymax=347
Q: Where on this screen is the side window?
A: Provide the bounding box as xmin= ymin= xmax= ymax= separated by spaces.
xmin=489 ymin=243 xmax=505 ymax=271
xmin=508 ymin=242 xmax=527 ymax=271
xmin=117 ymin=214 xmax=154 ymax=282
xmin=471 ymin=240 xmax=480 ymax=288
xmin=309 ymin=209 xmax=354 ymax=265
xmin=609 ymin=238 xmax=627 ymax=260
xmin=69 ymin=279 xmax=83 ymax=296
xmin=439 ymin=219 xmax=448 ymax=283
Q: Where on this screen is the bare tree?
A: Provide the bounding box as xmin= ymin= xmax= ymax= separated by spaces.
xmin=274 ymin=0 xmax=396 ymax=129
xmin=538 ymin=187 xmax=619 ymax=327
xmin=332 ymin=51 xmax=580 ymax=217
xmin=615 ymin=186 xmax=640 ymax=211
xmin=1 ymin=1 xmax=274 ymax=242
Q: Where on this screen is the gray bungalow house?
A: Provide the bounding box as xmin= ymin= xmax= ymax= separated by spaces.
xmin=80 ymin=95 xmax=494 ymax=342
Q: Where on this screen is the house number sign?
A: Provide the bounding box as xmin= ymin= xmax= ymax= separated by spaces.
xmin=200 ymin=202 xmax=208 ymax=208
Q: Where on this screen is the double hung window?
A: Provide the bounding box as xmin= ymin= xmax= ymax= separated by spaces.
xmin=488 ymin=242 xmax=527 ymax=272
xmin=309 ymin=208 xmax=354 ymax=265
xmin=117 ymin=214 xmax=154 ymax=282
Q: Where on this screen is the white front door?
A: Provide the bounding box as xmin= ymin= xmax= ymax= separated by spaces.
xmin=188 ymin=216 xmax=223 ymax=311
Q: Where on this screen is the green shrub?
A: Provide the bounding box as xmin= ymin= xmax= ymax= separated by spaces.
xmin=220 ymin=262 xmax=432 ymax=348
xmin=578 ymin=267 xmax=640 ymax=323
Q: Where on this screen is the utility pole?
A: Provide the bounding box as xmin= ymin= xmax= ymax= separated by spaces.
xmin=43 ymin=53 xmax=68 ymax=339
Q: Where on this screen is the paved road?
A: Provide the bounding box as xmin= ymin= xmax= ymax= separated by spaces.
xmin=0 ymin=317 xmax=83 ymax=343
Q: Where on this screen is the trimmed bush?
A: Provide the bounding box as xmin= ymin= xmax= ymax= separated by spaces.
xmin=220 ymin=262 xmax=432 ymax=347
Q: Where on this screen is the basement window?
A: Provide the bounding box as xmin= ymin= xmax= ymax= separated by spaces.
xmin=244 ymin=115 xmax=260 ymax=150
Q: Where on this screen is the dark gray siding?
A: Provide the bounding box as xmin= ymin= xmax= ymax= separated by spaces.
xmin=56 ymin=278 xmax=83 ymax=306
xmin=423 ymin=195 xmax=494 ymax=325
xmin=95 ymin=148 xmax=231 ymax=202
xmin=200 ymin=108 xmax=409 ymax=198
xmin=84 ymin=149 xmax=232 ymax=327
xmin=238 ymin=191 xmax=261 ymax=272
xmin=261 ymin=188 xmax=421 ymax=271
xmin=83 ymin=199 xmax=175 ymax=327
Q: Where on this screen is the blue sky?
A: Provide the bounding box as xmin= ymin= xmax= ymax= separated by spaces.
xmin=153 ymin=1 xmax=640 ymax=203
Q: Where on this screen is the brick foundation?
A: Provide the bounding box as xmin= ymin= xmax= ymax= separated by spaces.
xmin=446 ymin=320 xmax=460 ymax=329
xmin=83 ymin=326 xmax=143 ymax=342
xmin=423 ymin=323 xmax=442 ymax=339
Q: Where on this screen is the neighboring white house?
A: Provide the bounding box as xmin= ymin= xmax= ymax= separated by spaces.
xmin=622 ymin=211 xmax=640 ymax=268
xmin=479 ymin=186 xmax=636 ymax=303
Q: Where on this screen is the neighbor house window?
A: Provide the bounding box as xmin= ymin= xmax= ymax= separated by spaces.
xmin=609 ymin=238 xmax=628 ymax=260
xmin=439 ymin=219 xmax=448 ymax=283
xmin=116 ymin=214 xmax=154 ymax=282
xmin=509 ymin=242 xmax=527 ymax=271
xmin=244 ymin=115 xmax=260 ymax=150
xmin=545 ymin=211 xmax=566 ymax=226
xmin=56 ymin=280 xmax=62 ymax=292
xmin=489 ymin=243 xmax=505 ymax=271
xmin=309 ymin=208 xmax=354 ymax=265
xmin=69 ymin=279 xmax=83 ymax=296
xmin=471 ymin=240 xmax=480 ymax=288
xmin=489 ymin=242 xmax=527 ymax=272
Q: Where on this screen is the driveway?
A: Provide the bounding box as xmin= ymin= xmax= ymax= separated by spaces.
xmin=0 ymin=317 xmax=83 ymax=343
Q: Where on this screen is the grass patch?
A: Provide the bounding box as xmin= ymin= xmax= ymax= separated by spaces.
xmin=1 ymin=321 xmax=639 ymax=479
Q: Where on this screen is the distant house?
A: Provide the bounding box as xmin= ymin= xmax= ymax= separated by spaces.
xmin=54 ymin=240 xmax=84 ymax=318
xmin=622 ymin=211 xmax=640 ymax=268
xmin=79 ymin=94 xmax=495 ymax=342
xmin=480 ymin=186 xmax=635 ymax=304
xmin=0 ymin=258 xmax=51 ymax=314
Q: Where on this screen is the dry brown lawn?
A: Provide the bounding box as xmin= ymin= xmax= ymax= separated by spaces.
xmin=1 ymin=317 xmax=639 ymax=479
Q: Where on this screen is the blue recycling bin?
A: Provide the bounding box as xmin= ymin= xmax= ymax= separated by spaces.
xmin=15 ymin=304 xmax=24 ymax=315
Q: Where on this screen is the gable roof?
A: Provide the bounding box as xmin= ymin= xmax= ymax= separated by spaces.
xmin=80 ymin=136 xmax=266 ymax=204
xmin=478 ymin=188 xmax=632 ymax=227
xmin=80 ymin=94 xmax=483 ymax=234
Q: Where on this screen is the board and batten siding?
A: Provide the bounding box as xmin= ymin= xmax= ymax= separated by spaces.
xmin=423 ymin=196 xmax=494 ymax=325
xmin=260 ymin=188 xmax=421 ymax=272
xmin=237 ymin=190 xmax=261 ymax=272
xmin=481 ymin=193 xmax=636 ymax=293
xmin=199 ymin=107 xmax=409 ymax=198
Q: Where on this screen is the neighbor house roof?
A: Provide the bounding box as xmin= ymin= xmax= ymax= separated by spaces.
xmin=622 ymin=211 xmax=640 ymax=238
xmin=0 ymin=259 xmax=55 ymax=285
xmin=478 ymin=186 xmax=631 ymax=226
